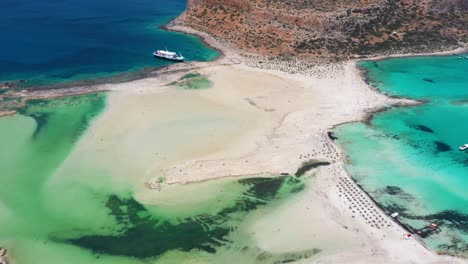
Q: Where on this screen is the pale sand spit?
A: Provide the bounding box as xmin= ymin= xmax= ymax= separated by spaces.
xmin=48 ymin=56 xmax=464 ymax=263
xmin=6 ymin=24 xmax=465 ymax=263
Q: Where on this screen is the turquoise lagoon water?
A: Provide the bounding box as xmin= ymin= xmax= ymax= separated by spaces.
xmin=336 ymin=55 xmax=468 ymax=256
xmin=0 ymin=0 xmax=218 ymax=88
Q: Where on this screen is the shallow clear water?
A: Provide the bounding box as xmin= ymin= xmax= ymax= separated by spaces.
xmin=0 ymin=94 xmax=320 ymax=263
xmin=361 ymin=56 xmax=468 ymax=100
xmin=0 ymin=0 xmax=218 ymax=87
xmin=336 ymin=55 xmax=468 ymax=256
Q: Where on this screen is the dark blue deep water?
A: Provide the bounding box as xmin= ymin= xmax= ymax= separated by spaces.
xmin=0 ymin=0 xmax=218 ymax=87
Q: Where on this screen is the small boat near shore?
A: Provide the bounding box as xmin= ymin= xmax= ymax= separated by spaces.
xmin=458 ymin=144 xmax=468 ymax=151
xmin=153 ymin=49 xmax=184 ymax=62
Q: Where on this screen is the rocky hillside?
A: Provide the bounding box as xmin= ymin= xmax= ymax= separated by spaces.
xmin=177 ymin=0 xmax=468 ymax=58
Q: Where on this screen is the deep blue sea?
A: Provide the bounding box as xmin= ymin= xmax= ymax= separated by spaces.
xmin=0 ymin=0 xmax=218 ymax=87
xmin=336 ymin=55 xmax=468 ymax=257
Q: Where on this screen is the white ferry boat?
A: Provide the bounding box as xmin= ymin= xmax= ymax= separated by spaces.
xmin=153 ymin=49 xmax=184 ymax=62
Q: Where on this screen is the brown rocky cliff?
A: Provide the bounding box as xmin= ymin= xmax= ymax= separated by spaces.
xmin=177 ymin=0 xmax=467 ymax=58
xmin=187 ymin=0 xmax=250 ymax=11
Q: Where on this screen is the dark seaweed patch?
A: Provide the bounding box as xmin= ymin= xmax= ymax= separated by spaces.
xmin=404 ymin=210 xmax=468 ymax=247
xmin=414 ymin=124 xmax=434 ymax=133
xmin=24 ymin=112 xmax=50 ymax=139
xmin=461 ymin=158 xmax=468 ymax=167
xmin=180 ymin=73 xmax=202 ymax=80
xmin=437 ymin=237 xmax=468 ymax=256
xmin=434 ymin=141 xmax=452 ymax=152
xmin=18 ymin=94 xmax=105 ymax=141
xmin=451 ymin=99 xmax=468 ymax=106
xmin=384 ymin=186 xmax=403 ymax=195
xmin=381 ymin=203 xmax=409 ymax=217
xmin=69 ymin=195 xmax=230 ymax=258
xmin=239 ymin=177 xmax=285 ymax=201
xmin=67 ymin=176 xmax=305 ymax=259
xmin=278 ymin=259 xmax=296 ymax=263
xmin=416 ymin=227 xmax=442 ymax=238
xmin=417 ymin=211 xmax=468 ymax=233
xmin=295 ymin=161 xmax=331 ymax=177
xmin=273 ymin=248 xmax=321 ymax=263
xmin=377 ymin=133 xmax=400 ymax=140
xmin=382 ymin=202 xmax=468 ymax=243
xmin=256 ymin=248 xmax=321 ymax=264
xmin=371 ymin=61 xmax=383 ymax=71
xmin=380 ymin=186 xmax=415 ymax=201
xmin=327 ymin=131 xmax=338 ymax=141
xmin=17 ymin=100 xmax=50 ymax=139
xmin=171 ymin=73 xmax=212 ymax=90
xmin=289 ymin=183 xmax=305 ymax=194
xmin=283 ymin=176 xmax=305 ymax=194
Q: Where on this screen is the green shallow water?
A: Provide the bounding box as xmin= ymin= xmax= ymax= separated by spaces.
xmin=170 ymin=73 xmax=213 ymax=90
xmin=0 ymin=94 xmax=108 ymax=237
xmin=0 ymin=94 xmax=316 ymax=263
xmin=336 ymin=54 xmax=468 ymax=256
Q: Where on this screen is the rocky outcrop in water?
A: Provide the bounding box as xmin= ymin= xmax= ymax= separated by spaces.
xmin=177 ymin=0 xmax=468 ymax=58
xmin=0 ymin=248 xmax=8 ymax=264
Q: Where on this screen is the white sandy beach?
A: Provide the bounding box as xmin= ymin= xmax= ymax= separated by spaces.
xmin=8 ymin=24 xmax=465 ymax=263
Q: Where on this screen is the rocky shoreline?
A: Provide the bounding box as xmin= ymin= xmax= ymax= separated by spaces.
xmin=0 ymin=248 xmax=8 ymax=264
xmin=0 ymin=20 xmax=467 ymax=264
xmin=179 ymin=0 xmax=467 ymax=59
xmin=0 ymin=60 xmax=219 ymax=115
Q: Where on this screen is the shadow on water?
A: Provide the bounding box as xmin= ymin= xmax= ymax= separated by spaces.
xmin=413 ymin=124 xmax=434 ymax=133
xmin=422 ymin=78 xmax=435 ymax=83
xmin=67 ymin=176 xmax=306 ymax=259
xmin=434 ymin=140 xmax=452 ymax=152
